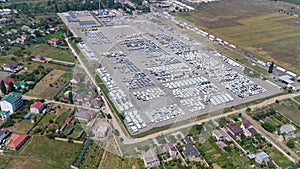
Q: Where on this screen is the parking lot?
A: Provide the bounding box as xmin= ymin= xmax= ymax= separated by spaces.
xmin=61 ymin=13 xmax=282 ymax=135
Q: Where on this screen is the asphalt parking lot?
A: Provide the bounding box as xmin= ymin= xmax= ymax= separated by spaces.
xmin=60 ymin=12 xmax=282 ymax=135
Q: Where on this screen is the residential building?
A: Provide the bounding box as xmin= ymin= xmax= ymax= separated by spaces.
xmin=280 ymin=124 xmax=296 ymax=136
xmin=212 ymin=129 xmax=226 ymax=141
xmin=7 ymin=132 xmax=29 ymax=150
xmin=74 ymin=110 xmax=97 ymax=122
xmin=182 ymin=137 xmax=200 ymax=158
xmin=0 ymin=92 xmax=23 ymax=113
xmin=30 ymin=101 xmax=44 ymax=114
xmin=65 ymin=117 xmax=72 ymax=124
xmin=89 ymin=98 xmax=103 ymax=108
xmin=3 ymin=77 xmax=16 ymax=91
xmin=142 ymin=148 xmax=160 ymax=168
xmin=161 ymin=142 xmax=177 ymax=157
xmin=0 ymin=129 xmax=10 ymax=143
xmin=0 ymin=111 xmax=10 ymax=120
xmin=2 ymin=63 xmax=18 ymax=73
xmin=48 ymin=38 xmax=60 ymax=47
xmin=70 ymin=76 xmax=80 ymax=86
xmin=226 ymin=122 xmax=243 ymax=140
xmin=31 ymin=55 xmax=51 ymax=63
xmin=241 ymin=119 xmax=252 ymax=131
xmin=14 ymin=81 xmax=27 ymax=91
xmin=255 ymin=152 xmax=270 ymax=165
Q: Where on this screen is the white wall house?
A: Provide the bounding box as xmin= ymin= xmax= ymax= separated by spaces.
xmin=0 ymin=92 xmax=23 ymax=113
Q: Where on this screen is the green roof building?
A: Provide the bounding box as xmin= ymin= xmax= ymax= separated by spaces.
xmin=0 ymin=92 xmax=23 ymax=113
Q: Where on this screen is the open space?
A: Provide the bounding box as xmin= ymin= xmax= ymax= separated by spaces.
xmin=173 ymin=0 xmax=300 ymax=74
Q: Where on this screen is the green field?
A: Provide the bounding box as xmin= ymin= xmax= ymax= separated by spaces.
xmin=211 ymin=13 xmax=299 ymax=46
xmin=269 ymin=99 xmax=300 ymax=126
xmin=173 ymin=0 xmax=300 ymax=74
xmin=294 ymin=96 xmax=300 ymax=103
xmin=30 ymin=44 xmax=75 ymax=63
xmin=4 ymin=136 xmax=81 ymax=169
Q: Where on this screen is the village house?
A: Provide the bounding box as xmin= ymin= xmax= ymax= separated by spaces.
xmin=226 ymin=122 xmax=243 ymax=140
xmin=161 ymin=142 xmax=178 ymax=157
xmin=182 ymin=137 xmax=200 ymax=158
xmin=212 ymin=129 xmax=226 ymax=141
xmin=0 ymin=92 xmax=23 ymax=113
xmin=3 ymin=77 xmax=15 ymax=91
xmin=2 ymin=63 xmax=19 ymax=73
xmin=30 ymin=101 xmax=44 ymax=114
xmin=255 ymin=152 xmax=270 ymax=165
xmin=142 ymin=148 xmax=160 ymax=168
xmin=70 ymin=76 xmax=80 ymax=86
xmin=0 ymin=129 xmax=10 ymax=143
xmin=7 ymin=132 xmax=29 ymax=150
xmin=0 ymin=111 xmax=10 ymax=120
xmin=48 ymin=38 xmax=60 ymax=47
xmin=74 ymin=110 xmax=97 ymax=122
xmin=280 ymin=124 xmax=296 ymax=136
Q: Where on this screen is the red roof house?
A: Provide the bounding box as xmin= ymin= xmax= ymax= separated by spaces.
xmin=3 ymin=77 xmax=16 ymax=90
xmin=65 ymin=117 xmax=72 ymax=124
xmin=48 ymin=38 xmax=60 ymax=47
xmin=7 ymin=133 xmax=29 ymax=150
xmin=30 ymin=101 xmax=44 ymax=114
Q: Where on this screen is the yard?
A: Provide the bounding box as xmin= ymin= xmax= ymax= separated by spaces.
xmin=30 ymin=44 xmax=75 ymax=63
xmin=4 ymin=136 xmax=81 ymax=169
xmin=26 ymin=69 xmax=68 ymax=99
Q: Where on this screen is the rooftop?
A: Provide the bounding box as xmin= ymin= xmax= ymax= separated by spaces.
xmin=182 ymin=137 xmax=200 ymax=158
xmin=1 ymin=92 xmax=22 ymax=104
xmin=30 ymin=101 xmax=43 ymax=109
xmin=227 ymin=122 xmax=243 ymax=134
xmin=7 ymin=132 xmax=29 ymax=150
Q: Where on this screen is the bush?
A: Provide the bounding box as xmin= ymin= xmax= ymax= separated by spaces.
xmin=261 ymin=122 xmax=276 ymax=133
xmin=287 ymin=140 xmax=295 ymax=148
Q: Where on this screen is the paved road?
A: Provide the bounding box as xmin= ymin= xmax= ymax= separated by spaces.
xmin=242 ymin=112 xmax=300 ymax=163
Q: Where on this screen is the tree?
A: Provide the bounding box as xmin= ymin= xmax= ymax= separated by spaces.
xmin=8 ymin=82 xmax=15 ymax=93
xmin=68 ymin=91 xmax=73 ymax=104
xmin=268 ymin=62 xmax=274 ymax=73
xmin=0 ymin=80 xmax=6 ymax=94
xmin=262 ymin=122 xmax=276 ymax=133
xmin=287 ymin=140 xmax=295 ymax=148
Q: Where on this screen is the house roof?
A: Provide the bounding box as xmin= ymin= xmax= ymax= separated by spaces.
xmin=14 ymin=81 xmax=27 ymax=88
xmin=72 ymin=76 xmax=80 ymax=82
xmin=49 ymin=38 xmax=59 ymax=42
xmin=1 ymin=92 xmax=22 ymax=104
xmin=227 ymin=122 xmax=243 ymax=135
xmin=65 ymin=117 xmax=72 ymax=124
xmin=3 ymin=63 xmax=18 ymax=69
xmin=33 ymin=55 xmax=45 ymax=60
xmin=247 ymin=153 xmax=256 ymax=159
xmin=90 ymin=98 xmax=102 ymax=108
xmin=7 ymin=132 xmax=29 ymax=149
xmin=0 ymin=129 xmax=10 ymax=141
xmin=3 ymin=77 xmax=16 ymax=86
xmin=255 ymin=152 xmax=269 ymax=160
xmin=143 ymin=148 xmax=159 ymax=164
xmin=213 ymin=129 xmax=225 ymax=138
xmin=30 ymin=101 xmax=43 ymax=109
xmin=248 ymin=128 xmax=257 ymax=134
xmin=280 ymin=124 xmax=296 ymax=133
xmin=162 ymin=142 xmax=176 ymax=153
xmin=0 ymin=111 xmax=9 ymax=116
xmin=74 ymin=110 xmax=97 ymax=122
xmin=242 ymin=119 xmax=252 ymax=129
xmin=182 ymin=137 xmax=200 ymax=158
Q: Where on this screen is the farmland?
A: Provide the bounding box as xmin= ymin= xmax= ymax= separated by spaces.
xmin=26 ymin=69 xmax=68 ymax=99
xmin=173 ymin=0 xmax=300 ymax=74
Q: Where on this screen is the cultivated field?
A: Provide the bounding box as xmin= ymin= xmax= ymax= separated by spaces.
xmin=26 ymin=69 xmax=66 ymax=99
xmin=174 ymin=0 xmax=300 ymax=74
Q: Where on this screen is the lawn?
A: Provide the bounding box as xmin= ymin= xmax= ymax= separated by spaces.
xmin=269 ymin=99 xmax=300 ymax=126
xmin=30 ymin=44 xmax=75 ymax=63
xmin=294 ymin=96 xmax=300 ymax=103
xmin=26 ymin=69 xmax=67 ymax=99
xmin=102 ymin=152 xmax=145 ymax=169
xmin=4 ymin=136 xmax=81 ymax=169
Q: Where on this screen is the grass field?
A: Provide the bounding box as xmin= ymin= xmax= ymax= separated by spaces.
xmin=294 ymin=96 xmax=300 ymax=103
xmin=4 ymin=136 xmax=81 ymax=169
xmin=173 ymin=0 xmax=300 ymax=74
xmin=26 ymin=69 xmax=66 ymax=99
xmin=30 ymin=44 xmax=75 ymax=63
xmin=102 ymin=152 xmax=145 ymax=169
xmin=269 ymin=99 xmax=300 ymax=126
